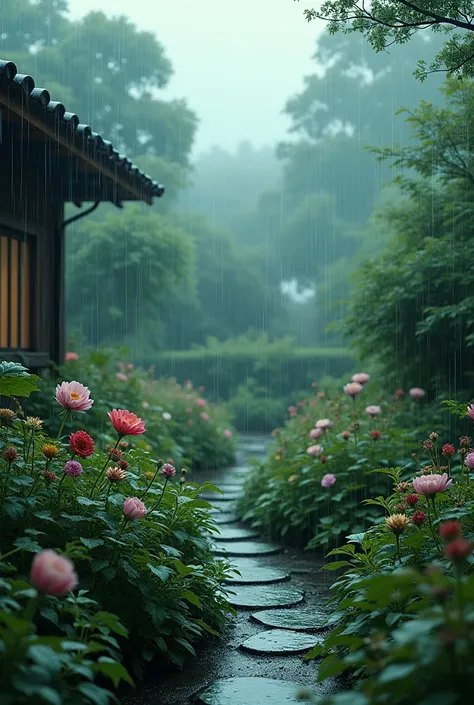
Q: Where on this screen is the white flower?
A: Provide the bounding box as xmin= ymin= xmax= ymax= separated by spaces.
xmin=162 ymin=412 xmax=172 ymax=421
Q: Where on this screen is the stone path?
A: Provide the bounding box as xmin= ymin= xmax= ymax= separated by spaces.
xmin=124 ymin=437 xmax=338 ymax=705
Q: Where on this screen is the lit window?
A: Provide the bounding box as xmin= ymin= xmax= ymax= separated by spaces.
xmin=0 ymin=234 xmax=32 ymax=349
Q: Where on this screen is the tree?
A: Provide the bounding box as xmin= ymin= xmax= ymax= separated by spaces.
xmin=299 ymin=0 xmax=474 ymax=79
xmin=344 ymin=78 xmax=474 ymax=395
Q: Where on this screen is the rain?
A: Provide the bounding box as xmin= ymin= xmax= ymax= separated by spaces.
xmin=0 ymin=1 xmax=473 ymax=704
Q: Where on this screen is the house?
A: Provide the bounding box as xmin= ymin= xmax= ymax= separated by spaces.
xmin=0 ymin=59 xmax=164 ymax=372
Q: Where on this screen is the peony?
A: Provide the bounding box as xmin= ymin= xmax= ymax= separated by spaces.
xmin=344 ymin=382 xmax=363 ymax=397
xmin=307 ymin=444 xmax=323 ymax=456
xmin=352 ymin=372 xmax=370 ymax=384
xmin=196 ymin=398 xmax=206 ymax=408
xmin=465 ymin=452 xmax=474 ymax=469
xmin=467 ymin=404 xmax=474 ymax=421
xmin=65 ymin=352 xmax=79 ymax=362
xmin=69 ymin=430 xmax=94 ymax=458
xmin=409 ymin=387 xmax=426 ymax=399
xmin=310 ymin=427 xmax=323 ymax=440
xmin=200 ymin=412 xmax=209 ymax=421
xmin=55 ymin=381 xmax=93 ymax=412
xmin=159 ymin=463 xmax=176 ymax=479
xmin=316 ymin=418 xmax=332 ymax=430
xmin=123 ymin=497 xmax=147 ymax=519
xmin=162 ymin=412 xmax=172 ymax=421
xmin=413 ymin=473 xmax=452 ymax=497
xmin=223 ymin=429 xmax=233 ymax=439
xmin=63 ymin=460 xmax=83 ymax=478
xmin=108 ymin=409 xmax=146 ymax=437
xmin=321 ymin=473 xmax=336 ymax=488
xmin=365 ymin=405 xmax=381 ymax=416
xmin=30 ymin=550 xmax=78 ymax=596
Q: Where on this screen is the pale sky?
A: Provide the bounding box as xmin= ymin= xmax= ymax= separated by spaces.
xmin=67 ymin=0 xmax=322 ymax=155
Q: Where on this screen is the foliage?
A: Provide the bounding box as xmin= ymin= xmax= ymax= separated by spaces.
xmin=0 ymin=361 xmax=235 ymax=702
xmin=0 ymin=362 xmax=40 ymax=399
xmin=300 ymin=0 xmax=474 ymax=80
xmin=225 ymin=379 xmax=288 ymax=434
xmin=345 ymin=79 xmax=474 ymax=397
xmin=302 ymin=424 xmax=474 ymax=705
xmin=27 ymin=349 xmax=236 ymax=472
xmin=237 ymin=378 xmax=429 ymax=548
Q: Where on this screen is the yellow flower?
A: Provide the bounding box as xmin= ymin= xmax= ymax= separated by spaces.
xmin=385 ymin=513 xmax=410 ymax=534
xmin=146 ymin=471 xmax=155 ymax=481
xmin=275 ymin=454 xmax=281 ymax=461
xmin=288 ymin=474 xmax=297 ymax=483
xmin=42 ymin=444 xmax=59 ymax=459
xmin=0 ymin=408 xmax=15 ymax=423
xmin=25 ymin=416 xmax=44 ymax=431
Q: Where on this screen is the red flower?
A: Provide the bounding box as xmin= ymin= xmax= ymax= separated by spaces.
xmin=442 ymin=443 xmax=456 ymax=457
xmin=406 ymin=493 xmax=419 ymax=507
xmin=107 ymin=446 xmax=123 ymax=461
xmin=444 ymin=537 xmax=473 ymax=562
xmin=2 ymin=446 xmax=18 ymax=463
xmin=118 ymin=460 xmax=129 ymax=471
xmin=371 ymin=430 xmax=381 ymax=440
xmin=412 ymin=510 xmax=427 ymax=526
xmin=439 ymin=521 xmax=462 ymax=541
xmin=69 ymin=431 xmax=95 ymax=459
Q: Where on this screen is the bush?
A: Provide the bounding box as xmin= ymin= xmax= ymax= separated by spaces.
xmin=28 ymin=348 xmax=236 ymax=472
xmin=0 ymin=361 xmax=234 ymax=703
xmin=152 ymin=334 xmax=355 ymax=404
xmin=305 ymin=409 xmax=474 ymax=705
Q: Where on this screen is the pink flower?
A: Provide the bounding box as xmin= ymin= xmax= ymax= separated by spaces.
xmin=321 ymin=473 xmax=336 ymax=488
xmin=413 ymin=473 xmax=452 ymax=497
xmin=123 ymin=497 xmax=147 ymax=519
xmin=352 ymin=373 xmax=370 ymax=384
xmin=409 ymin=387 xmax=426 ymax=399
xmin=30 ymin=550 xmax=78 ymax=596
xmin=116 ymin=372 xmax=128 ymax=381
xmin=196 ymin=398 xmax=206 ymax=408
xmin=55 ymin=381 xmax=93 ymax=412
xmin=108 ymin=409 xmax=146 ymax=437
xmin=344 ymin=382 xmax=363 ymax=397
xmin=307 ymin=444 xmax=323 ymax=456
xmin=159 ymin=463 xmax=176 ymax=479
xmin=65 ymin=352 xmax=79 ymax=362
xmin=200 ymin=412 xmax=209 ymax=421
xmin=223 ymin=429 xmax=233 ymax=438
xmin=316 ymin=418 xmax=332 ymax=430
xmin=467 ymin=404 xmax=474 ymax=421
xmin=310 ymin=428 xmax=323 ymax=440
xmin=63 ymin=460 xmax=83 ymax=478
xmin=465 ymin=452 xmax=474 ymax=469
xmin=365 ymin=405 xmax=381 ymax=416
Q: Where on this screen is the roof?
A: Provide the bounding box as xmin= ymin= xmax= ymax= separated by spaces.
xmin=0 ymin=59 xmax=165 ymax=206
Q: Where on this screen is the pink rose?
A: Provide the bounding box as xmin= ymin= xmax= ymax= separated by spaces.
xmin=344 ymin=382 xmax=363 ymax=398
xmin=200 ymin=412 xmax=209 ymax=421
xmin=123 ymin=497 xmax=147 ymax=519
xmin=465 ymin=452 xmax=474 ymax=469
xmin=65 ymin=352 xmax=79 ymax=362
xmin=409 ymin=387 xmax=426 ymax=399
xmin=196 ymin=398 xmax=206 ymax=408
xmin=116 ymin=372 xmax=128 ymax=381
xmin=55 ymin=381 xmax=93 ymax=412
xmin=307 ymin=444 xmax=323 ymax=456
xmin=310 ymin=428 xmax=323 ymax=440
xmin=316 ymin=418 xmax=332 ymax=430
xmin=30 ymin=550 xmax=78 ymax=596
xmin=321 ymin=473 xmax=336 ymax=488
xmin=352 ymin=373 xmax=370 ymax=384
xmin=223 ymin=429 xmax=233 ymax=438
xmin=467 ymin=404 xmax=474 ymax=421
xmin=365 ymin=405 xmax=381 ymax=416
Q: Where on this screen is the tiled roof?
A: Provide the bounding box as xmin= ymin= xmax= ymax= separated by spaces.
xmin=0 ymin=59 xmax=165 ymax=205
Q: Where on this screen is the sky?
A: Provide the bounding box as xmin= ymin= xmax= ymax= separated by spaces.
xmin=67 ymin=0 xmax=322 ymax=156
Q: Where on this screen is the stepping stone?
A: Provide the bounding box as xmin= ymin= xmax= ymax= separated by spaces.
xmin=208 ymin=500 xmax=236 ymax=511
xmin=213 ymin=526 xmax=260 ymax=541
xmin=193 ymin=677 xmax=307 ymax=705
xmin=240 ymin=629 xmax=322 ymax=655
xmin=213 ymin=513 xmax=239 ymax=524
xmin=214 ymin=483 xmax=243 ymax=492
xmin=227 ymin=585 xmax=304 ymax=609
xmin=201 ymin=492 xmax=241 ymax=502
xmin=224 ymin=562 xmax=290 ymax=585
xmin=251 ymin=607 xmax=327 ymax=631
xmin=211 ymin=541 xmax=281 ymax=557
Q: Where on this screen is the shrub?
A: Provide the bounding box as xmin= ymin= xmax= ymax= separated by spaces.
xmin=28 ymin=348 xmax=236 ymax=471
xmin=0 ymin=361 xmax=234 ymax=703
xmin=303 ymin=405 xmax=474 ymax=705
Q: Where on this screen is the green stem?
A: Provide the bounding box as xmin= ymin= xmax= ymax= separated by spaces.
xmin=148 ymin=478 xmax=169 ymax=513
xmin=426 ymin=500 xmax=442 ymax=551
xmin=89 ymin=437 xmax=121 ymax=498
xmin=57 ymin=472 xmax=67 ymax=503
xmin=0 ymin=546 xmax=22 ymax=561
xmin=395 ymin=533 xmax=402 ymax=564
xmin=56 ymin=410 xmax=70 ymax=442
xmin=140 ymin=461 xmax=162 ymax=501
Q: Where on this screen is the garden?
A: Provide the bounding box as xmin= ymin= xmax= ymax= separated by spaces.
xmin=0 ymin=355 xmax=236 ymax=704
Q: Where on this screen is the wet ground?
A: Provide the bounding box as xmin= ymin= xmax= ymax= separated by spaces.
xmin=123 ymin=436 xmax=340 ymax=705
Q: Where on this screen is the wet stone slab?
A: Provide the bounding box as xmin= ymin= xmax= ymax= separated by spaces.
xmin=251 ymin=607 xmax=327 ymax=631
xmin=212 ymin=526 xmax=260 ymax=541
xmin=227 ymin=585 xmax=304 ymax=609
xmin=211 ymin=541 xmax=281 ymax=557
xmin=212 ymin=513 xmax=239 ymax=524
xmin=224 ymin=562 xmax=290 ymax=585
xmin=193 ymin=677 xmax=308 ymax=705
xmin=240 ymin=629 xmax=322 ymax=656
xmin=201 ymin=492 xmax=242 ymax=502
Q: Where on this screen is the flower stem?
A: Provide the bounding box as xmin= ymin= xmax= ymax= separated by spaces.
xmin=0 ymin=546 xmax=22 ymax=561
xmin=56 ymin=411 xmax=70 ymax=442
xmin=140 ymin=461 xmax=162 ymax=501
xmin=148 ymin=478 xmax=169 ymax=513
xmin=89 ymin=437 xmax=120 ymax=498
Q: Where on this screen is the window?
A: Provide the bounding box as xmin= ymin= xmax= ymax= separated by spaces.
xmin=0 ymin=232 xmax=33 ymax=350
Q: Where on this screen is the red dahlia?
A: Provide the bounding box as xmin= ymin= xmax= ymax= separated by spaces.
xmin=442 ymin=443 xmax=456 ymax=457
xmin=438 ymin=521 xmax=462 ymax=541
xmin=69 ymin=430 xmax=95 ymax=459
xmin=406 ymin=494 xmax=419 ymax=507
xmin=412 ymin=510 xmax=427 ymax=526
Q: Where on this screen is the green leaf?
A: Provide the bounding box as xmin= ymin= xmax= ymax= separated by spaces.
xmin=14 ymin=536 xmax=42 ymax=553
xmin=147 ymin=563 xmax=173 ymax=582
xmin=27 ymin=644 xmax=63 ymax=673
xmin=0 ymin=371 xmax=40 ymax=398
xmin=92 ymin=659 xmax=134 ymax=688
xmin=193 ymin=618 xmax=220 ymax=637
xmin=378 ymin=663 xmax=416 ymax=683
xmin=182 ymin=590 xmax=202 ymax=608
xmin=80 ymin=538 xmax=105 ymax=550
xmin=77 ymin=682 xmax=117 ymax=705
xmin=323 ymin=561 xmax=352 ymax=571
xmin=91 ymin=611 xmax=128 ymax=637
